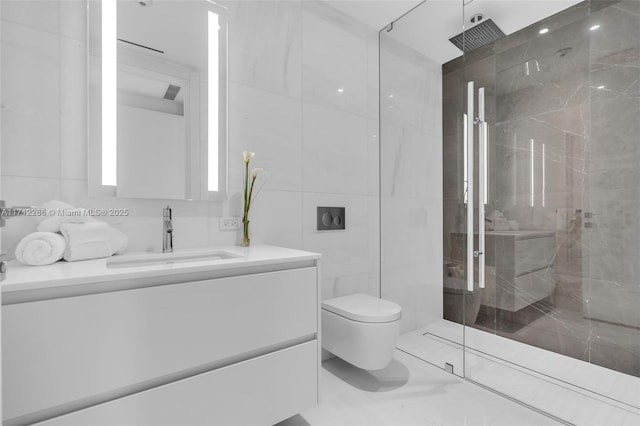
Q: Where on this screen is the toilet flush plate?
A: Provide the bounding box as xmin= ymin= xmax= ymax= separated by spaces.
xmin=317 ymin=207 xmax=346 ymax=231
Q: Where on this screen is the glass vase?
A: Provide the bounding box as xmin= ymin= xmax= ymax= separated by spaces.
xmin=241 ymin=218 xmax=250 ymax=247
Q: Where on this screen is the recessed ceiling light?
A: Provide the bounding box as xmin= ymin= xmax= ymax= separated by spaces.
xmin=539 ymin=28 xmax=549 ymax=34
xmin=337 ymin=88 xmax=344 ymax=93
xmin=590 ymin=24 xmax=600 ymax=31
xmin=597 ymin=85 xmax=605 ymax=89
xmin=388 ymin=94 xmax=394 ymax=98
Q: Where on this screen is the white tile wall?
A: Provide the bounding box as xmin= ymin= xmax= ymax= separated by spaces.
xmin=227 ymin=82 xmax=303 ymax=193
xmin=1 ymin=0 xmax=382 ymax=301
xmin=59 ymin=35 xmax=87 ymax=181
xmin=1 ymin=20 xmax=61 ymax=179
xmin=1 ymin=176 xmax=61 ymax=253
xmin=302 ymin=102 xmax=369 ymax=195
xmin=248 ymin=189 xmax=304 ymax=249
xmin=227 ymin=0 xmax=303 ymax=99
xmin=302 ymin=193 xmax=370 ymax=281
xmin=301 ymin=2 xmax=368 ymax=117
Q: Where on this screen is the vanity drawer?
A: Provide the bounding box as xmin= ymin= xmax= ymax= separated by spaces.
xmin=35 ymin=341 xmax=318 ymax=426
xmin=513 ymin=267 xmax=556 ymax=311
xmin=3 ymin=267 xmax=317 ymax=421
xmin=515 ymin=236 xmax=555 ymax=275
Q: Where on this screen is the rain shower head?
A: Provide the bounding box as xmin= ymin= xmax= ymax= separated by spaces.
xmin=163 ymin=84 xmax=182 ymax=101
xmin=449 ymin=14 xmax=506 ymax=53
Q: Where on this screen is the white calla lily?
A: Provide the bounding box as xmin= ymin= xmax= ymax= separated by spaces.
xmin=251 ymin=167 xmax=264 ymax=178
xmin=242 ymin=150 xmax=255 ymax=163
xmin=241 ymin=150 xmax=266 ymax=247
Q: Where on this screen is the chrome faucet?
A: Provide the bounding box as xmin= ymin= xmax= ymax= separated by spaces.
xmin=0 ymin=200 xmax=38 ymax=228
xmin=162 ymin=205 xmax=173 ymax=253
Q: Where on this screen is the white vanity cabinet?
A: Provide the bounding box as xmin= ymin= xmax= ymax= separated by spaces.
xmin=450 ymin=231 xmax=556 ymax=312
xmin=35 ymin=342 xmax=317 ymax=426
xmin=482 ymin=231 xmax=556 ymax=312
xmin=2 ymin=246 xmax=320 ymax=426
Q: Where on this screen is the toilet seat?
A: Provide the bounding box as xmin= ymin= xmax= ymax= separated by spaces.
xmin=321 ymin=293 xmax=401 ymax=323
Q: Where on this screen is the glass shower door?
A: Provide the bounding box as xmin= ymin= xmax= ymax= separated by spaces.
xmin=461 ymin=0 xmax=640 ymax=423
xmin=381 ymin=0 xmax=640 ymax=422
xmin=379 ymin=0 xmax=467 ymax=377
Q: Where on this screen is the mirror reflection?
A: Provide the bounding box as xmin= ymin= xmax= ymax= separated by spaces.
xmin=88 ymin=0 xmax=227 ymax=201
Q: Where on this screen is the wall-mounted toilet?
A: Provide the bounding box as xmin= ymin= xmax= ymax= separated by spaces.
xmin=321 ymin=293 xmax=402 ymax=370
xmin=443 ymin=263 xmax=481 ymax=325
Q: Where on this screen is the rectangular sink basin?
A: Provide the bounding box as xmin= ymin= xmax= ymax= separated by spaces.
xmin=106 ymin=250 xmax=242 ymax=269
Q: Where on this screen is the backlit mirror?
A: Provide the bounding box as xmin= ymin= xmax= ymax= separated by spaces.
xmin=88 ymin=0 xmax=227 ymax=200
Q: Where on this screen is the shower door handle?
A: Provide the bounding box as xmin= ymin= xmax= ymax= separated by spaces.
xmin=466 ymin=82 xmax=475 ymax=292
xmin=477 ymin=87 xmax=486 ymax=290
xmin=465 ymin=83 xmax=487 ymax=292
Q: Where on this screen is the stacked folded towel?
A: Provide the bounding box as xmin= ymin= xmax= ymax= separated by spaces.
xmin=37 ymin=200 xmax=96 ymax=232
xmin=14 ymin=200 xmax=129 ymax=266
xmin=60 ymin=222 xmax=128 ymax=262
xmin=15 ymin=232 xmax=66 ymax=266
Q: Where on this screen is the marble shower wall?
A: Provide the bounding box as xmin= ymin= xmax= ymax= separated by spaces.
xmin=584 ymin=0 xmax=640 ymax=332
xmin=442 ymin=0 xmax=640 ymax=377
xmin=0 ymin=1 xmax=381 ymax=301
xmin=380 ymin=34 xmax=443 ymax=333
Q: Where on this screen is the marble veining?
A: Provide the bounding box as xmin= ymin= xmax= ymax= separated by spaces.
xmin=440 ymin=0 xmax=640 ymax=384
xmin=225 ymin=0 xmax=303 ymax=99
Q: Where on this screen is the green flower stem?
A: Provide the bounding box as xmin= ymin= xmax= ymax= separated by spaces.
xmin=247 ymin=176 xmax=257 ymax=213
xmin=243 ymin=160 xmax=249 ymax=219
xmin=242 ymin=159 xmax=255 ymax=245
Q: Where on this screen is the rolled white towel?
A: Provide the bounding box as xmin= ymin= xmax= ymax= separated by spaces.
xmin=60 ymin=222 xmax=113 ymax=262
xmin=37 ymin=200 xmax=96 ymax=233
xmin=15 ymin=232 xmax=66 ymax=266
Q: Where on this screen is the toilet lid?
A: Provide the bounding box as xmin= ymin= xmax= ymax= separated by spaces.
xmin=322 ymin=293 xmax=402 ymax=323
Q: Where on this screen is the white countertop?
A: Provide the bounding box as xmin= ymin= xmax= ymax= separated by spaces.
xmin=2 ymin=244 xmax=321 ymax=303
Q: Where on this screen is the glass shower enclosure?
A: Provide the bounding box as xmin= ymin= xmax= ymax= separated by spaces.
xmin=380 ymin=0 xmax=640 ymax=424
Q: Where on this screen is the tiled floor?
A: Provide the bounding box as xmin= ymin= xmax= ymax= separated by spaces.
xmin=277 ymin=350 xmax=560 ymax=426
xmin=398 ymin=321 xmax=640 ymax=426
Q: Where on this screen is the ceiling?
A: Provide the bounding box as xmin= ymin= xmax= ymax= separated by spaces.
xmin=324 ymin=0 xmax=423 ymax=30
xmin=94 ymin=0 xmax=586 ymax=75
xmin=329 ymin=0 xmax=583 ymax=64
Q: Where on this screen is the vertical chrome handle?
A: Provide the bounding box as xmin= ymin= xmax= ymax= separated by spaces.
xmin=478 ymin=87 xmax=486 ymax=289
xmin=466 ymin=82 xmax=475 ymax=292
